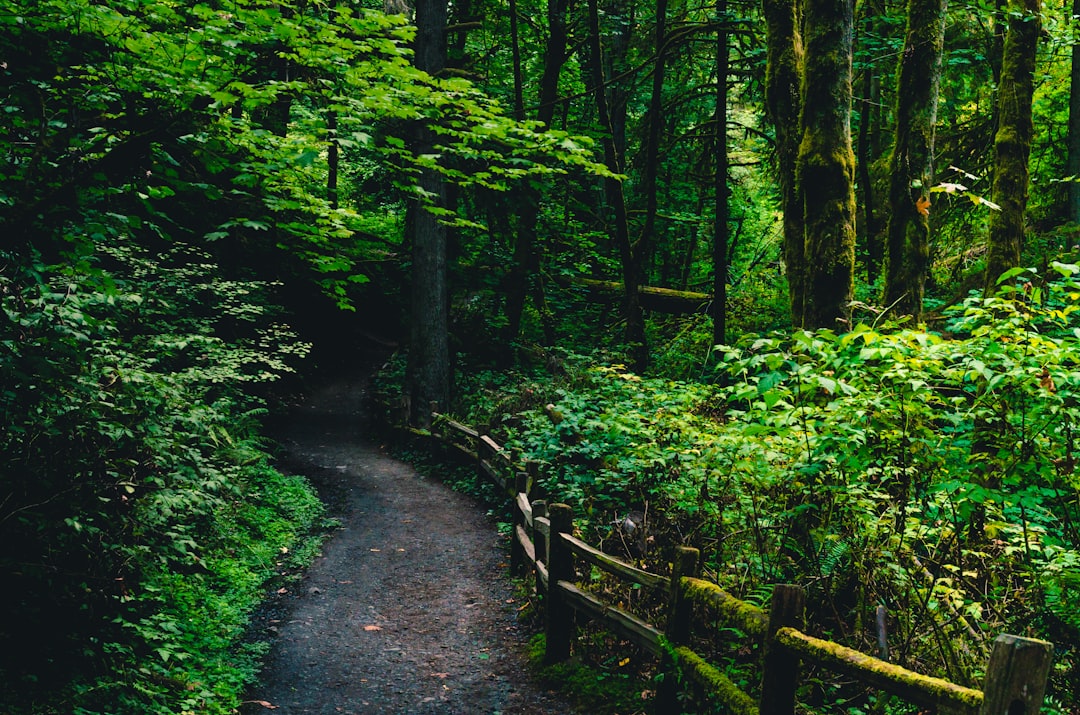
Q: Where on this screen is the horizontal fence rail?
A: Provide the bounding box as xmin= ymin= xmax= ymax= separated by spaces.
xmin=410 ymin=408 xmax=1054 ymax=715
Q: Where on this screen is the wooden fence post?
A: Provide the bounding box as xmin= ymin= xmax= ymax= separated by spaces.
xmin=657 ymin=546 xmax=700 ymax=712
xmin=526 ymin=460 xmax=543 ymax=499
xmin=759 ymin=584 xmax=806 ymax=715
xmin=531 ymin=500 xmax=548 ymax=596
xmin=476 ymin=431 xmax=486 ymax=482
xmin=979 ymin=634 xmax=1053 ymax=715
xmin=510 ymin=472 xmax=528 ymax=574
xmin=544 ymin=503 xmax=575 ymax=664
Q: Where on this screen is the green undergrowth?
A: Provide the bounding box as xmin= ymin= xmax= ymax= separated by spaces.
xmin=526 ymin=633 xmax=656 ymax=715
xmin=415 ymin=264 xmax=1080 ymax=711
xmin=0 ymin=245 xmax=326 ymax=715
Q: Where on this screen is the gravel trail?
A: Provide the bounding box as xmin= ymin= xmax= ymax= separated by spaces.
xmin=239 ymin=375 xmax=579 ymax=715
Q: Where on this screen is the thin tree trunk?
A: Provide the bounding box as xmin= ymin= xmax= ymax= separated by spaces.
xmin=713 ymin=0 xmax=730 ymax=346
xmin=1068 ymin=0 xmax=1080 ymax=223
xmin=883 ymin=0 xmax=947 ymax=320
xmin=763 ymin=0 xmax=805 ymax=327
xmin=985 ymin=0 xmax=1040 ymax=292
xmin=639 ymin=0 xmax=670 ymax=282
xmin=407 ymin=0 xmax=451 ymax=425
xmin=501 ymin=0 xmax=568 ymax=348
xmin=856 ymin=0 xmax=883 ymax=284
xmin=509 ymin=0 xmax=524 ymax=120
xmin=587 ymin=0 xmax=648 ymax=370
xmin=327 ymin=110 xmax=339 ymax=210
xmin=798 ymin=0 xmax=857 ymax=329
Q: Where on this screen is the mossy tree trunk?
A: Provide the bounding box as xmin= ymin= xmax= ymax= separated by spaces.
xmin=407 ymin=0 xmax=451 ymax=425
xmin=763 ymin=0 xmax=805 ymax=327
xmin=797 ymin=0 xmax=857 ymax=330
xmin=984 ymin=0 xmax=1040 ymax=293
xmin=883 ymin=0 xmax=947 ymax=321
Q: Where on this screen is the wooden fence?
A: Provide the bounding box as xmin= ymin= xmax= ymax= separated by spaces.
xmin=411 ymin=410 xmax=1054 ymax=715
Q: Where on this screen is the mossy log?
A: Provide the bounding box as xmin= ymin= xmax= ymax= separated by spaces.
xmin=680 ymin=577 xmax=769 ymax=638
xmin=774 ymin=627 xmax=983 ymax=713
xmin=554 ymin=276 xmax=711 ymax=314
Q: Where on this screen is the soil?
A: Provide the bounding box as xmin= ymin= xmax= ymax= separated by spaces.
xmin=239 ymin=370 xmax=581 ymax=715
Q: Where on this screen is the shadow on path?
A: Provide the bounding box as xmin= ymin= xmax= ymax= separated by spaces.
xmin=240 ymin=372 xmax=580 ymax=715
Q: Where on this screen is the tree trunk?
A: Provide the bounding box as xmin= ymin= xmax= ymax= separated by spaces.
xmin=407 ymin=0 xmax=451 ymax=425
xmin=587 ymin=0 xmax=648 ymax=370
xmin=798 ymin=0 xmax=857 ymax=330
xmin=639 ymin=0 xmax=669 ymax=283
xmin=856 ymin=0 xmax=884 ymax=284
xmin=984 ymin=0 xmax=1040 ymax=292
xmin=501 ymin=0 xmax=568 ymax=348
xmin=713 ymin=0 xmax=730 ymax=346
xmin=883 ymin=0 xmax=947 ymax=321
xmin=509 ymin=0 xmax=524 ymax=120
xmin=1067 ymin=0 xmax=1080 ymax=224
xmin=763 ymin=0 xmax=806 ymax=327
xmin=327 ymin=110 xmax=339 ymax=210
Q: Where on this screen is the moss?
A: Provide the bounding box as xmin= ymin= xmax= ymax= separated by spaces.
xmin=775 ymin=628 xmax=983 ymax=711
xmin=681 ymin=577 xmax=768 ymax=638
xmin=673 ymin=646 xmax=759 ymax=715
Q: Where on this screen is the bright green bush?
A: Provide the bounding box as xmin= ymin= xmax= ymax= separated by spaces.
xmin=489 ymin=265 xmax=1080 ymax=704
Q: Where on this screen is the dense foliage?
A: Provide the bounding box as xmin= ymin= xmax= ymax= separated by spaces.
xmin=443 ymin=266 xmax=1080 ymax=708
xmin=0 ymin=0 xmax=605 ymax=712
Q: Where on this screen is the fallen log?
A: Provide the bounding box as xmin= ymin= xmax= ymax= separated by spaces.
xmin=554 ymin=276 xmax=711 ymax=314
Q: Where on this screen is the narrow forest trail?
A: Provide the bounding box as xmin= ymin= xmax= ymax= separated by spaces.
xmin=239 ymin=371 xmax=581 ymax=715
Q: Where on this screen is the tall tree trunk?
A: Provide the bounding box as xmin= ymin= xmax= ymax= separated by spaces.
xmin=1067 ymin=0 xmax=1080 ymax=224
xmin=501 ymin=0 xmax=568 ymax=348
xmin=713 ymin=0 xmax=730 ymax=346
xmin=763 ymin=0 xmax=806 ymax=327
xmin=856 ymin=0 xmax=884 ymax=284
xmin=798 ymin=0 xmax=857 ymax=330
xmin=883 ymin=0 xmax=947 ymax=321
xmin=984 ymin=0 xmax=1040 ymax=292
xmin=639 ymin=0 xmax=670 ymax=283
xmin=407 ymin=0 xmax=451 ymax=425
xmin=587 ymin=0 xmax=648 ymax=370
xmin=509 ymin=0 xmax=524 ymax=120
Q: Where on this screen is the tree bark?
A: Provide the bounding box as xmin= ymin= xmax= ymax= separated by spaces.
xmin=587 ymin=0 xmax=648 ymax=370
xmin=763 ymin=0 xmax=806 ymax=327
xmin=639 ymin=0 xmax=670 ymax=283
xmin=500 ymin=0 xmax=568 ymax=349
xmin=1067 ymin=0 xmax=1080 ymax=223
xmin=407 ymin=0 xmax=451 ymax=425
xmin=883 ymin=0 xmax=947 ymax=321
xmin=984 ymin=0 xmax=1040 ymax=292
xmin=856 ymin=0 xmax=884 ymax=284
xmin=713 ymin=0 xmax=730 ymax=346
xmin=798 ymin=0 xmax=857 ymax=329
xmin=327 ymin=110 xmax=339 ymax=210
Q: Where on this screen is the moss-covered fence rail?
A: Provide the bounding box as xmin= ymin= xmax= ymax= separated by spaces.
xmin=416 ymin=411 xmax=1054 ymax=715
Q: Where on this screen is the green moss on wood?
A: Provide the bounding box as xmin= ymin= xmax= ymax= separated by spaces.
xmin=681 ymin=577 xmax=768 ymax=638
xmin=673 ymin=646 xmax=760 ymax=715
xmin=775 ymin=627 xmax=983 ymax=711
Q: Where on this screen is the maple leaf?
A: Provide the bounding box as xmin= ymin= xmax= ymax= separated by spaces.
xmin=916 ymin=196 xmax=931 ymax=217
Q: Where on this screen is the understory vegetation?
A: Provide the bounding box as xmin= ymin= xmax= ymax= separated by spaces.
xmin=404 ymin=265 xmax=1080 ymax=711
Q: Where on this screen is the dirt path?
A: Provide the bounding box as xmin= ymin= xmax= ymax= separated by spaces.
xmin=240 ymin=374 xmax=580 ymax=715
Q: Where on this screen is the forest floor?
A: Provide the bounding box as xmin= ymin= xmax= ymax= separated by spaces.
xmin=238 ymin=365 xmax=582 ymax=715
